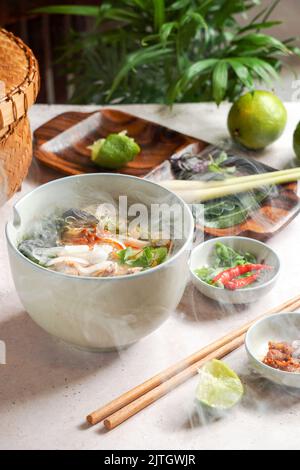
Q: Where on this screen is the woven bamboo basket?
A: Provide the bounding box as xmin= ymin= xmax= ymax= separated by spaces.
xmin=0 ymin=28 xmax=40 ymax=204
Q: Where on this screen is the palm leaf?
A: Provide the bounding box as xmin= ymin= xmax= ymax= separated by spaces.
xmin=169 ymin=58 xmax=218 ymax=101
xmin=168 ymin=0 xmax=191 ymax=11
xmin=238 ymin=57 xmax=280 ymax=86
xmin=212 ymin=60 xmax=228 ymax=104
xmin=153 ymin=0 xmax=166 ymax=32
xmin=99 ymin=7 xmax=140 ymax=22
xmin=197 ymin=0 xmax=214 ymax=14
xmin=226 ymin=58 xmax=254 ymax=89
xmin=33 ymin=5 xmax=100 ymax=16
xmin=159 ymin=22 xmax=179 ymax=45
xmin=262 ymin=0 xmax=281 ymax=22
xmin=125 ymin=0 xmax=148 ymax=7
xmin=234 ymin=33 xmax=290 ymax=54
xmin=181 ymin=11 xmax=207 ymax=30
xmin=40 ymin=0 xmax=299 ymax=105
xmin=108 ymin=45 xmax=173 ymax=100
xmin=238 ymin=20 xmax=282 ymax=34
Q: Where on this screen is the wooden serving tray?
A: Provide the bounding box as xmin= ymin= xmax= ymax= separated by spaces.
xmin=33 ymin=108 xmax=203 ymax=177
xmin=33 ymin=108 xmax=300 ymax=241
xmin=147 ymin=142 xmax=300 ymax=241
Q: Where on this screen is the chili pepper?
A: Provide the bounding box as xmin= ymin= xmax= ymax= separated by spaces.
xmin=212 ymin=263 xmax=273 ymax=285
xmin=97 ymin=237 xmax=126 ymax=250
xmin=224 ymin=272 xmax=260 ymax=290
xmin=63 ymin=227 xmax=119 ymax=248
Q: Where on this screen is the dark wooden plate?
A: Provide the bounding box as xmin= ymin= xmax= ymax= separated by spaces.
xmin=33 ymin=108 xmax=203 ymax=177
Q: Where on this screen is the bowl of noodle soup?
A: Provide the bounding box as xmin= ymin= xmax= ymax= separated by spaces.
xmin=6 ymin=174 xmax=194 ymax=351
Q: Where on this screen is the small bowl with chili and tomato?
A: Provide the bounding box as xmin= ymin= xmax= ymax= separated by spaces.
xmin=190 ymin=236 xmax=280 ymax=304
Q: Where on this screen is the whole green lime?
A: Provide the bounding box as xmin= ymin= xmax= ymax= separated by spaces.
xmin=227 ymin=90 xmax=287 ymax=150
xmin=293 ymin=122 xmax=300 ymax=162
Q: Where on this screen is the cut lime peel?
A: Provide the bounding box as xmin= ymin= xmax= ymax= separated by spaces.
xmin=195 ymin=359 xmax=244 ymax=410
xmin=89 ymin=139 xmax=105 ymax=161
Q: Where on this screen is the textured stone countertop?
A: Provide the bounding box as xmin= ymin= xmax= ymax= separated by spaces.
xmin=1 ymin=103 xmax=300 ymax=450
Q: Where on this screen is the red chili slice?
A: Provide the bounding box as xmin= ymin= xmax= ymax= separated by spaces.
xmin=224 ymin=272 xmax=260 ymax=290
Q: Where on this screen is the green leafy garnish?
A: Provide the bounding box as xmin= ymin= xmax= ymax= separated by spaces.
xmin=208 ymin=152 xmax=236 ymax=176
xmin=194 ymin=242 xmax=257 ymax=285
xmin=204 ymin=188 xmax=272 ymax=230
xmin=194 ymin=267 xmax=218 ymax=286
xmin=118 ymin=246 xmax=135 ymax=264
xmin=213 ymin=242 xmax=256 ymax=268
xmin=118 ymin=246 xmax=168 ymax=269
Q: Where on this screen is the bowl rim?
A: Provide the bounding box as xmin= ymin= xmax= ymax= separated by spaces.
xmin=6 ymin=173 xmax=194 ymax=281
xmin=189 ymin=235 xmax=280 ymax=293
xmin=245 ymin=312 xmax=300 ymax=378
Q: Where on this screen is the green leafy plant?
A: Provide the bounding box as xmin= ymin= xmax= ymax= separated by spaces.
xmin=35 ymin=0 xmax=300 ymax=104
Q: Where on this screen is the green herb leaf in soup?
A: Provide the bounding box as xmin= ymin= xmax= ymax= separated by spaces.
xmin=118 ymin=246 xmax=168 ymax=269
xmin=18 ymin=207 xmax=171 ymax=277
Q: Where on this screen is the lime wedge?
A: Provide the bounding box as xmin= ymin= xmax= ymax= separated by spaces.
xmin=196 ymin=359 xmax=243 ymax=410
xmin=89 ymin=131 xmax=140 ymax=169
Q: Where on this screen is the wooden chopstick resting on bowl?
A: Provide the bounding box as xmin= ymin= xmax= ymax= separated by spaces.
xmin=87 ymin=293 xmax=300 ymax=429
xmin=159 ymin=168 xmax=300 ymax=203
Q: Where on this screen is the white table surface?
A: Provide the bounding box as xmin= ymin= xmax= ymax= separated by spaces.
xmin=1 ymin=103 xmax=300 ymax=450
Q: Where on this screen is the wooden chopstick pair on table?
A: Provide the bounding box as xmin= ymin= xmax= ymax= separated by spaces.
xmin=86 ymin=293 xmax=300 ymax=431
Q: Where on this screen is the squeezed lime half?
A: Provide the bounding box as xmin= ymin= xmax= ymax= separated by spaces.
xmin=196 ymin=359 xmax=244 ymax=410
xmin=89 ymin=131 xmax=140 ymax=169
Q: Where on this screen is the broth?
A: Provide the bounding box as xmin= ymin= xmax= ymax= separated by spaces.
xmin=18 ymin=206 xmax=172 ymax=277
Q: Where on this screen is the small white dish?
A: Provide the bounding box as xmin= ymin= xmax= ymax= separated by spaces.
xmin=245 ymin=313 xmax=300 ymax=388
xmin=190 ymin=236 xmax=280 ymax=304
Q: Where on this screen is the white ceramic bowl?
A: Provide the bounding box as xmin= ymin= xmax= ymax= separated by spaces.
xmin=190 ymin=236 xmax=280 ymax=304
xmin=6 ymin=174 xmax=194 ymax=351
xmin=246 ymin=313 xmax=300 ymax=388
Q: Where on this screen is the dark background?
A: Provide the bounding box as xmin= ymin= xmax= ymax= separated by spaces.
xmin=0 ymin=0 xmax=101 ymax=103
xmin=1 ymin=1 xmax=299 ymax=104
